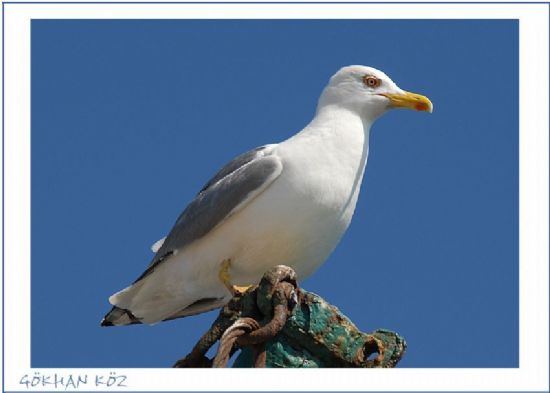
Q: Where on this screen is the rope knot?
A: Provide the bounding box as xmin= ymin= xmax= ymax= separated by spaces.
xmin=213 ymin=265 xmax=298 ymax=368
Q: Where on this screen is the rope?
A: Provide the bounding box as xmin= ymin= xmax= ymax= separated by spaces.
xmin=212 ymin=267 xmax=297 ymax=368
xmin=212 ymin=318 xmax=261 ymax=367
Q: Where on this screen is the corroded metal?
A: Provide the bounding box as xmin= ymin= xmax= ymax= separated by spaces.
xmin=174 ymin=265 xmax=406 ymax=368
xmin=212 ymin=266 xmax=299 ymax=367
xmin=233 ymin=289 xmax=406 ymax=368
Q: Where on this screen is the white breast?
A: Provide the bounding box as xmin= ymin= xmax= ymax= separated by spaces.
xmin=203 ymin=107 xmax=371 ymax=284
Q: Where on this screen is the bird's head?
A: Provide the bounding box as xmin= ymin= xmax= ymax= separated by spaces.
xmin=317 ymin=65 xmax=433 ymax=121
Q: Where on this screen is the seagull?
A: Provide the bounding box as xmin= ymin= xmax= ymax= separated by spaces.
xmin=101 ymin=65 xmax=432 ymax=326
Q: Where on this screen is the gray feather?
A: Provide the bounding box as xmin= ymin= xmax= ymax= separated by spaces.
xmin=198 ymin=145 xmax=268 ymax=194
xmin=133 ymin=146 xmax=282 ymax=283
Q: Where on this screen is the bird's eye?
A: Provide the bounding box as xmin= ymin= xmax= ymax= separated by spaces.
xmin=363 ymin=75 xmax=380 ymax=88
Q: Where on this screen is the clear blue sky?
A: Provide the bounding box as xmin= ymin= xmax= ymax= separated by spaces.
xmin=31 ymin=19 xmax=518 ymax=368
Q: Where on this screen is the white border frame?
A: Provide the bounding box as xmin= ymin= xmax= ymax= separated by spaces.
xmin=1 ymin=2 xmax=549 ymax=392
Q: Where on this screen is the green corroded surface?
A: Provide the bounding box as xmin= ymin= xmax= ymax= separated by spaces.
xmin=234 ymin=336 xmax=323 ymax=368
xmin=233 ymin=289 xmax=406 ymax=368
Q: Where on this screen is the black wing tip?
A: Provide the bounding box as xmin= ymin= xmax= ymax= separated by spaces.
xmin=100 ymin=318 xmax=114 ymax=327
xmin=101 ymin=306 xmax=143 ymax=327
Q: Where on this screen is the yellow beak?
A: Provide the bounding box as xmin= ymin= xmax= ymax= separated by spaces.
xmin=380 ymin=91 xmax=433 ymax=113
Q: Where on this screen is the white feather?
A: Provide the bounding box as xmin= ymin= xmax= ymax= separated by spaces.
xmin=151 ymin=237 xmax=166 ymax=253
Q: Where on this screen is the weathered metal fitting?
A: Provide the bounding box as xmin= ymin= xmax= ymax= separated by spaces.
xmin=257 ymin=265 xmax=298 ymax=317
xmin=175 ymin=265 xmax=406 ymax=368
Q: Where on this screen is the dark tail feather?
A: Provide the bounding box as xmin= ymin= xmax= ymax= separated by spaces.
xmin=100 ymin=306 xmax=142 ymax=327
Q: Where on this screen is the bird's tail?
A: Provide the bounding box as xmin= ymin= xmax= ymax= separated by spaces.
xmin=100 ymin=306 xmax=142 ymax=327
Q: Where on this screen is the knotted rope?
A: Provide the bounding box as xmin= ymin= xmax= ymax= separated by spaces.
xmin=174 ymin=265 xmax=298 ymax=368
xmin=212 ymin=271 xmax=297 ymax=368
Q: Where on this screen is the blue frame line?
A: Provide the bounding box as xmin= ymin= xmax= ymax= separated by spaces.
xmin=1 ymin=2 xmax=548 ymax=392
xmin=2 ymin=3 xmax=5 ymax=393
xmin=2 ymin=1 xmax=550 ymax=4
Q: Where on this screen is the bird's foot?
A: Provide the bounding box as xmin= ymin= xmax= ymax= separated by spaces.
xmin=218 ymin=259 xmax=253 ymax=296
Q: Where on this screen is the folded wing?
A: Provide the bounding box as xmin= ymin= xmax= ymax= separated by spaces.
xmin=134 ymin=145 xmax=282 ymax=283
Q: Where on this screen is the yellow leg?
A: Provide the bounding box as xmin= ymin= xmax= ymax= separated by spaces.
xmin=218 ymin=258 xmax=253 ymax=295
xmin=219 ymin=259 xmax=232 ymax=291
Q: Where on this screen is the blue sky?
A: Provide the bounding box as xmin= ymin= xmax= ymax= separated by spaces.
xmin=31 ymin=19 xmax=518 ymax=368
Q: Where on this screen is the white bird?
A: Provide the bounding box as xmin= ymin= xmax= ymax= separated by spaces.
xmin=101 ymin=65 xmax=432 ymax=326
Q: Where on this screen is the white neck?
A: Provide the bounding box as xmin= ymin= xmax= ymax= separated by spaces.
xmin=290 ymin=104 xmax=371 ymax=148
xmin=282 ymin=103 xmax=371 ymax=201
xmin=276 ymin=102 xmax=373 ymax=231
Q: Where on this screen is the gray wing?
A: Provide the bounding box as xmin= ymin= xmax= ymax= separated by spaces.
xmin=197 ymin=145 xmax=270 ymax=193
xmin=134 ymin=145 xmax=282 ymax=283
